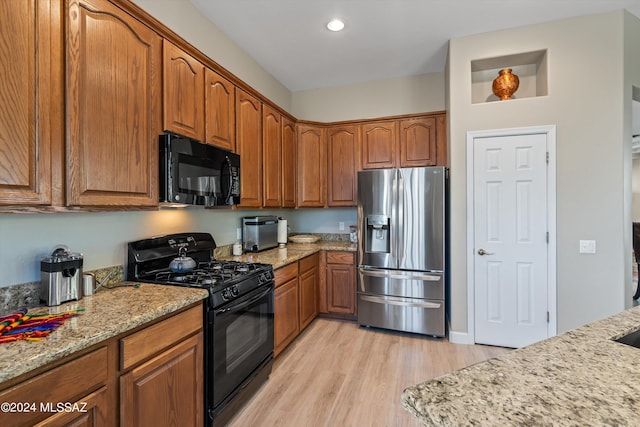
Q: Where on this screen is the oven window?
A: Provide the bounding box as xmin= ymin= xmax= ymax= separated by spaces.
xmin=226 ymin=309 xmax=268 ymax=372
xmin=212 ymin=286 xmax=274 ymax=409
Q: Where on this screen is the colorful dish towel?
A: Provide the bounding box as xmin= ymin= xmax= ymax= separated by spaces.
xmin=0 ymin=308 xmax=83 ymax=343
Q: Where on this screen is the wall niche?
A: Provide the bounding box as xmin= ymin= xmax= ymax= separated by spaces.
xmin=471 ymin=50 xmax=548 ymax=104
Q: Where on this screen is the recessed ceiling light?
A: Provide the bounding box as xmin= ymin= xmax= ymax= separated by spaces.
xmin=326 ymin=19 xmax=345 ymax=32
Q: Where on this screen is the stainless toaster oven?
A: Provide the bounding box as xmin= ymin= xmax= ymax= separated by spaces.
xmin=242 ymin=216 xmax=279 ymax=252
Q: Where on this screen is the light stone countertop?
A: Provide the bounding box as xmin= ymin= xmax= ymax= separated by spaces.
xmin=221 ymin=241 xmax=356 ymax=269
xmin=401 ymin=305 xmax=640 ymax=426
xmin=0 ymin=283 xmax=208 ymax=384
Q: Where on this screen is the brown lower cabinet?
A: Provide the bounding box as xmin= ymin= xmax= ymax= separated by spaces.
xmin=326 ymin=252 xmax=357 ymax=315
xmin=120 ymin=333 xmax=203 ymax=427
xmin=274 ymin=262 xmax=299 ymax=357
xmin=319 ymin=250 xmax=357 ymax=320
xmin=0 ymin=303 xmax=203 ymax=427
xmin=299 ymin=254 xmax=319 ymax=330
xmin=274 ymin=254 xmax=319 ymax=357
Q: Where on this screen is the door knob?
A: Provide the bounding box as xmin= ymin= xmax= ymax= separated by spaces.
xmin=477 ymin=248 xmax=495 ymax=256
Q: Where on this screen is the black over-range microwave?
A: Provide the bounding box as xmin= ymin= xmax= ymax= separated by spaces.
xmin=159 ymin=133 xmax=240 ymax=207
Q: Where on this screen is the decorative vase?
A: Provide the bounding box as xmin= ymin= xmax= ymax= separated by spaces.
xmin=492 ymin=68 xmax=519 ymax=100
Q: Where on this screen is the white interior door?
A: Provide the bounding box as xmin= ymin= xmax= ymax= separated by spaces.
xmin=473 ymin=132 xmax=550 ymax=348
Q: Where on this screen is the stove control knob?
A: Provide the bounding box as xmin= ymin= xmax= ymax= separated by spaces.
xmin=231 ymin=285 xmax=239 ymax=297
xmin=222 ymin=288 xmax=232 ymax=301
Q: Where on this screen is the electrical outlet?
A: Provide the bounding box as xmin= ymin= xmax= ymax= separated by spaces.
xmin=339 ymin=222 xmax=345 ymax=231
xmin=579 ymin=240 xmax=596 ymax=254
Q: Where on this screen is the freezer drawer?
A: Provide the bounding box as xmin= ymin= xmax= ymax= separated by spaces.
xmin=357 ymin=294 xmax=445 ymax=337
xmin=358 ymin=267 xmax=444 ymax=300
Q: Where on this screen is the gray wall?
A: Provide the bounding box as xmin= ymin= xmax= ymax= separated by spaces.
xmin=0 ymin=207 xmax=357 ymax=287
xmin=448 ymin=10 xmax=638 ymax=335
xmin=292 ymin=73 xmax=445 ymax=122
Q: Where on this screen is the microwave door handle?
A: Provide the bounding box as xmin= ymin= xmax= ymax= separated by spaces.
xmin=223 ymin=156 xmax=233 ymax=204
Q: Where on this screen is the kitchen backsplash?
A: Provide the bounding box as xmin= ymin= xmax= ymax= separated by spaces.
xmin=0 ymin=265 xmax=124 ymax=314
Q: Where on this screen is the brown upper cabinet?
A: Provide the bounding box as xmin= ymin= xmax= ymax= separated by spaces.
xmin=0 ymin=0 xmax=55 ymax=206
xmin=262 ymin=105 xmax=282 ymax=207
xmin=163 ymin=40 xmax=205 ymax=141
xmin=281 ymin=117 xmax=297 ymax=208
xmin=327 ymin=125 xmax=359 ymax=207
xmin=296 ymin=124 xmax=326 ymax=207
xmin=399 ymin=117 xmax=437 ymax=167
xmin=361 ymin=113 xmax=447 ymax=169
xmin=236 ymin=89 xmax=263 ymax=208
xmin=67 ymin=0 xmax=161 ymax=207
xmin=361 ymin=121 xmax=397 ymax=169
xmin=205 ymin=69 xmax=235 ymax=151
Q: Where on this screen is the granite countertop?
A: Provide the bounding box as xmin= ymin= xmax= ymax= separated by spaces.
xmin=0 ymin=283 xmax=208 ymax=384
xmin=401 ymin=306 xmax=640 ymax=426
xmin=221 ymin=241 xmax=356 ymax=269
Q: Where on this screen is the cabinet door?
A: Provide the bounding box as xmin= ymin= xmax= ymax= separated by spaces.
xmin=163 ymin=40 xmax=205 ymax=141
xmin=262 ymin=105 xmax=281 ymax=207
xmin=435 ymin=113 xmax=447 ymax=166
xmin=205 ymin=68 xmax=235 ymax=151
xmin=0 ymin=0 xmax=54 ymax=206
xmin=33 ymin=386 xmax=108 ymax=427
xmin=120 ymin=333 xmax=204 ymax=427
xmin=67 ymin=0 xmax=160 ymax=207
xmin=281 ymin=117 xmax=296 ymax=207
xmin=0 ymin=347 xmax=108 ymax=427
xmin=296 ymin=125 xmax=326 ymax=207
xmin=236 ymin=89 xmax=262 ymax=207
xmin=399 ymin=117 xmax=437 ymax=167
xmin=327 ymin=125 xmax=358 ymax=206
xmin=298 ymin=256 xmax=318 ymax=331
xmin=274 ymin=276 xmax=299 ymax=357
xmin=327 ymin=265 xmax=356 ymax=315
xmin=361 ymin=121 xmax=397 ymax=169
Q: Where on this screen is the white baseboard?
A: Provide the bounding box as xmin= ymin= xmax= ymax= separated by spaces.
xmin=448 ymin=330 xmax=474 ymax=345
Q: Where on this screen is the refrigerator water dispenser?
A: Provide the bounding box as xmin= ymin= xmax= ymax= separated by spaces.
xmin=365 ymin=215 xmax=390 ymax=253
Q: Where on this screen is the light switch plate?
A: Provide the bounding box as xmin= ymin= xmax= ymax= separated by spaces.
xmin=579 ymin=240 xmax=596 ymax=254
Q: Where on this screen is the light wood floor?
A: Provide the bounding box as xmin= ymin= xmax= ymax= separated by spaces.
xmin=228 ymin=318 xmax=510 ymax=427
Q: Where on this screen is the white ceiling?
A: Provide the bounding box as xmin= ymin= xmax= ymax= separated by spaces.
xmin=190 ymin=0 xmax=640 ymax=92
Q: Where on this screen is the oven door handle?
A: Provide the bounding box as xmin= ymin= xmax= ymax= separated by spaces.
xmin=215 ymin=285 xmax=272 ymax=315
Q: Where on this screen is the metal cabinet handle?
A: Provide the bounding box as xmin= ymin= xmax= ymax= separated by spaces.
xmin=477 ymin=248 xmax=495 ymax=256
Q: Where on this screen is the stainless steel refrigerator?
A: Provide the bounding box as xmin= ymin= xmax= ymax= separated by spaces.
xmin=357 ymin=166 xmax=446 ymax=337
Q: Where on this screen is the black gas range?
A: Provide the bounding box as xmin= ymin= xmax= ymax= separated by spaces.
xmin=126 ymin=233 xmax=274 ymax=427
xmin=126 ymin=232 xmax=274 ymax=306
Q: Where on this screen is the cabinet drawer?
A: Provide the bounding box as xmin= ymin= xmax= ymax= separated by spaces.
xmin=326 ymin=251 xmax=355 ymax=265
xmin=0 ymin=347 xmax=107 ymax=427
xmin=120 ymin=304 xmax=202 ymax=370
xmin=274 ymin=262 xmax=298 ymax=286
xmin=299 ymin=253 xmax=318 ymax=273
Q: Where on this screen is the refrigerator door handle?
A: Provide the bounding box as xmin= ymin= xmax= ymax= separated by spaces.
xmin=396 ymin=169 xmax=405 ymax=265
xmin=360 ymin=268 xmax=441 ymax=281
xmin=360 ymin=294 xmax=442 ymax=309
